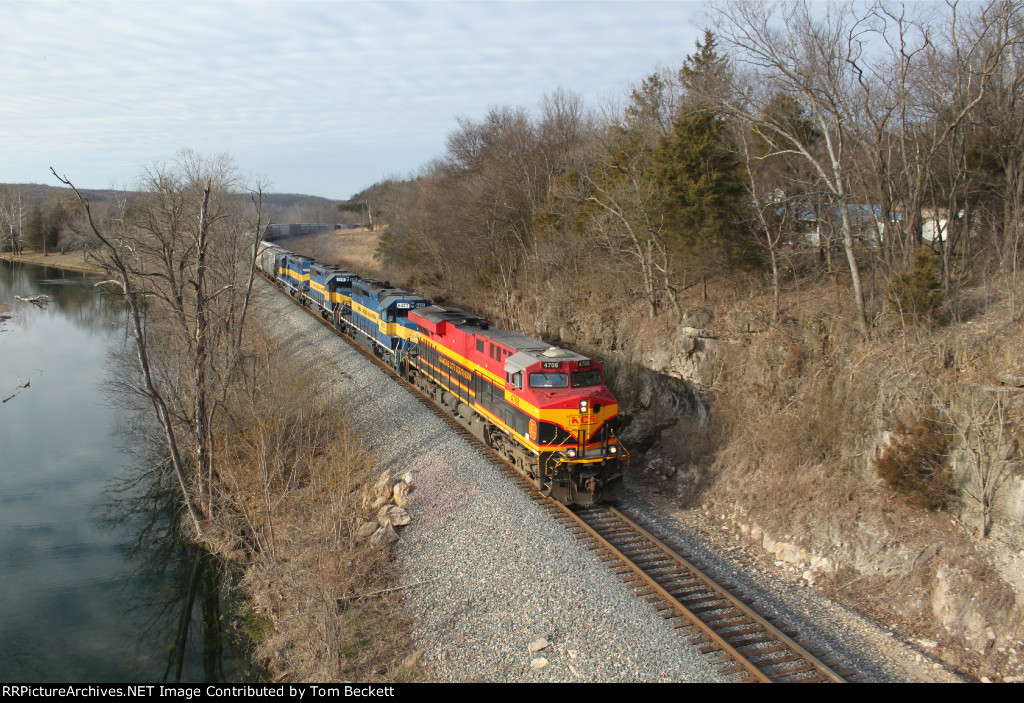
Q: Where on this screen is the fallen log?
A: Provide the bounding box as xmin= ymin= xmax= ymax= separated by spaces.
xmin=14 ymin=295 xmax=50 ymax=307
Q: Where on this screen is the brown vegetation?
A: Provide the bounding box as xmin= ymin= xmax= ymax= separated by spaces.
xmin=0 ymin=250 xmax=105 ymax=275
xmin=275 ymin=227 xmax=379 ymax=272
xmin=208 ymin=328 xmax=417 ymax=682
xmin=637 ymin=271 xmax=1024 ymax=679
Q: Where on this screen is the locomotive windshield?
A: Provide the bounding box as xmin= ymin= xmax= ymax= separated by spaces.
xmin=529 ymin=372 xmax=568 ymax=388
xmin=571 ymin=369 xmax=603 ymax=388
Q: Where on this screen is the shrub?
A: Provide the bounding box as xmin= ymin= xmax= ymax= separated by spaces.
xmin=874 ymin=407 xmax=952 ymax=510
xmin=887 ymin=249 xmax=945 ymax=324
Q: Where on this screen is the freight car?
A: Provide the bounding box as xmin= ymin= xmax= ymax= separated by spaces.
xmin=257 ymin=241 xmax=625 ymax=505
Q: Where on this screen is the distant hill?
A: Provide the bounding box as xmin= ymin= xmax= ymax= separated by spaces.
xmin=0 ymin=183 xmax=349 ymax=224
xmin=262 ymin=193 xmax=342 ymax=210
xmin=0 ymin=182 xmax=117 ymax=203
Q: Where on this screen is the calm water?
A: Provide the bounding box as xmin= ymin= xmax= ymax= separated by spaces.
xmin=0 ymin=260 xmax=243 ymax=683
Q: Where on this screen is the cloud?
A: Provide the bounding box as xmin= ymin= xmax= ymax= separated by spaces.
xmin=0 ymin=0 xmax=702 ymax=198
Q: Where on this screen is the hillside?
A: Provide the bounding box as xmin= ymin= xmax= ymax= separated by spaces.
xmin=281 ymin=222 xmax=1024 ymax=682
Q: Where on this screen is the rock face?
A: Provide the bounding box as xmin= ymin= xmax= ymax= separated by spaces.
xmin=645 ymin=325 xmax=717 ymax=387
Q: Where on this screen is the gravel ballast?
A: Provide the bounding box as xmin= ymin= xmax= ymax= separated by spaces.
xmin=255 ymin=279 xmax=966 ymax=683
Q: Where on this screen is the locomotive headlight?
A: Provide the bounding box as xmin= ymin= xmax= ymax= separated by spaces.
xmin=579 ymin=400 xmax=588 ymax=413
xmin=609 ymin=445 xmax=617 ymax=455
xmin=566 ymin=448 xmax=577 ymax=459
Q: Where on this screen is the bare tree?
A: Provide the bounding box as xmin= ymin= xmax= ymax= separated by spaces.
xmin=0 ymin=186 xmax=26 ymax=254
xmin=711 ymin=0 xmax=889 ymax=338
xmin=735 ymin=125 xmax=790 ymax=320
xmin=52 ymin=151 xmax=268 ymax=538
xmin=968 ymin=1 xmax=1024 ymax=303
xmin=946 ymin=387 xmax=1023 ymax=538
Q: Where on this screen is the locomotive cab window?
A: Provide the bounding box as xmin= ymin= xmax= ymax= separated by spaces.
xmin=571 ymin=369 xmax=602 ymax=388
xmin=508 ymin=371 xmax=523 ymax=389
xmin=529 ymin=372 xmax=568 ymax=388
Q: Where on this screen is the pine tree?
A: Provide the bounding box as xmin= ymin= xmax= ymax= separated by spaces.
xmin=648 ymin=32 xmax=752 ymax=278
xmin=651 ymin=111 xmax=748 ymax=266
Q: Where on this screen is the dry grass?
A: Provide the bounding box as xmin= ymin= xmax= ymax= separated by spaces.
xmin=276 ymin=228 xmax=381 ymax=273
xmin=0 ymin=250 xmax=106 ymax=275
xmin=209 ymin=325 xmax=419 ymax=682
xmin=652 ymin=270 xmax=1024 ymax=679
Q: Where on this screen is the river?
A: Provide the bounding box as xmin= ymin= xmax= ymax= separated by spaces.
xmin=0 ymin=260 xmax=246 ymax=683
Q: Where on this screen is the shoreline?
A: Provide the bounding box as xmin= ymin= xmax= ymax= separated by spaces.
xmin=0 ymin=251 xmax=106 ymax=276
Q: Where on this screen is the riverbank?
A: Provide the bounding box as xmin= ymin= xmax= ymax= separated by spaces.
xmin=0 ymin=251 xmax=105 ymax=275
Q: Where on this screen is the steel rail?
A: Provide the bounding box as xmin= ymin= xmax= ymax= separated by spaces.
xmin=569 ymin=504 xmax=848 ymax=682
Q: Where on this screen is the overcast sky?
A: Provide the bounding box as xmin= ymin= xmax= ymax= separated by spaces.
xmin=1 ymin=1 xmax=706 ymax=199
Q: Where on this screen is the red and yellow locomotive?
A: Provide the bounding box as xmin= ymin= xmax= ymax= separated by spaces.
xmin=408 ymin=305 xmax=624 ymax=505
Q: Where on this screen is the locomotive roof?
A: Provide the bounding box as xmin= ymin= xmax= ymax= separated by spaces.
xmin=354 ymin=278 xmax=412 ymax=296
xmin=310 ymin=263 xmax=357 ymax=277
xmin=417 ymin=305 xmax=589 ymax=363
xmin=353 ymin=278 xmax=426 ymax=307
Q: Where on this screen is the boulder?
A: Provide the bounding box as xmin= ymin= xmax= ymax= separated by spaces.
xmin=356 ymin=520 xmax=378 ymax=539
xmin=377 ymin=504 xmax=411 ymax=527
xmin=393 ymin=481 xmax=412 ymax=508
xmin=373 ymin=470 xmax=397 ymax=499
xmin=369 ymin=523 xmax=399 ymax=547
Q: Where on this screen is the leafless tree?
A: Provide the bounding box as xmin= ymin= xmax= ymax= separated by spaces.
xmin=52 ymin=151 xmax=268 ymax=539
xmin=967 ymin=1 xmax=1024 ymax=306
xmin=0 ymin=186 xmax=26 ymax=254
xmin=735 ymin=125 xmax=791 ymax=320
xmin=946 ymin=387 xmax=1023 ymax=538
xmin=710 ymin=0 xmax=891 ymax=337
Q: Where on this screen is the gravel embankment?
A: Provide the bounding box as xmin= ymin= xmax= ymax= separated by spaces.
xmin=256 ymin=278 xmax=965 ymax=683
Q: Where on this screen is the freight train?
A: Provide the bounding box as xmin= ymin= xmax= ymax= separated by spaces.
xmin=258 ymin=241 xmax=625 ymax=506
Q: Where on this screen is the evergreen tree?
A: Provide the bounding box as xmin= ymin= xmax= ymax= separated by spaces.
xmin=648 ymin=31 xmax=752 ymax=276
xmin=651 ymin=111 xmax=749 ymax=267
xmin=25 ymin=206 xmax=44 ymax=252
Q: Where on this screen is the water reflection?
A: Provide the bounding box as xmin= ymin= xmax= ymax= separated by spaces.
xmin=0 ymin=261 xmax=116 ymax=334
xmin=0 ymin=260 xmax=252 ymax=682
xmin=103 ymin=450 xmax=252 ymax=683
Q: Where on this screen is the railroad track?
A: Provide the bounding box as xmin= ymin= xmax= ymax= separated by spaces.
xmin=266 ymin=275 xmax=852 ymax=682
xmin=550 ymin=503 xmax=851 ymax=682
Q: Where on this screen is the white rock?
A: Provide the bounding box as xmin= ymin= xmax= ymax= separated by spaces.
xmin=530 ymin=658 xmax=549 ymax=670
xmin=393 ymin=481 xmax=412 ymax=508
xmin=377 ymin=504 xmax=411 ymax=527
xmin=357 ymin=520 xmax=378 ymax=539
xmin=369 ymin=523 xmax=398 ymax=547
xmin=374 ymin=469 xmax=394 ymax=492
xmin=528 ymin=637 xmax=550 ymax=653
